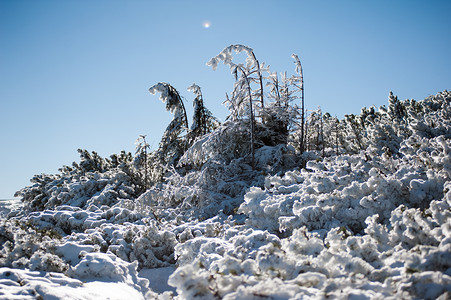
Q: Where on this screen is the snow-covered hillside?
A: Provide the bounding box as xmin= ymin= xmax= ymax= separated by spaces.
xmin=1 ymin=45 xmax=450 ymax=299
xmin=1 ymin=90 xmax=449 ymax=299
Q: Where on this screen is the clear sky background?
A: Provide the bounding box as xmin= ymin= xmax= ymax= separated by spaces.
xmin=1 ymin=0 xmax=450 ymax=199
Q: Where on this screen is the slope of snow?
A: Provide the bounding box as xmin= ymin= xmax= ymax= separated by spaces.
xmin=1 ymin=91 xmax=450 ymax=299
xmin=0 ymin=267 xmax=151 ymax=300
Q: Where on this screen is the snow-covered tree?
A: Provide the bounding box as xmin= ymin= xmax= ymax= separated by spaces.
xmin=207 ymin=44 xmax=267 ymax=167
xmin=322 ymin=112 xmax=341 ymax=156
xmin=261 ymin=71 xmax=298 ymax=146
xmin=292 ymin=54 xmax=306 ymax=153
xmin=305 ymin=108 xmax=325 ymax=154
xmin=342 ymin=112 xmax=368 ymax=153
xmin=187 ymin=83 xmax=219 ymax=144
xmin=149 ymin=82 xmax=189 ymax=168
xmin=133 ymin=135 xmax=150 ymax=189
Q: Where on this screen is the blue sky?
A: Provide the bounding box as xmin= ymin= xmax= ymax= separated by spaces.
xmin=1 ymin=0 xmax=450 ymax=199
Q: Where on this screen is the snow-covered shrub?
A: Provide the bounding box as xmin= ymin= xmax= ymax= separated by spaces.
xmin=169 ymin=191 xmax=451 ymax=298
xmin=22 ymin=205 xmax=145 ymax=236
xmin=138 ymin=121 xmax=266 ymax=217
xmin=15 ymin=150 xmax=140 ymax=212
xmin=339 ymin=90 xmax=450 ymax=157
xmin=0 ymin=219 xmax=68 ymax=273
xmin=60 ymin=219 xmax=177 ymax=270
xmin=105 ymin=222 xmax=177 ymax=269
xmin=28 ymin=251 xmax=69 ymax=273
xmin=179 ymin=120 xmax=254 ymax=168
xmin=142 ymin=144 xmax=299 ymax=220
xmin=240 ymin=124 xmax=450 ymax=235
xmin=67 ymin=252 xmax=151 ymax=295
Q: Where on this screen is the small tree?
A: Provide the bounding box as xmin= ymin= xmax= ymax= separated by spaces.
xmin=134 ymin=135 xmax=150 ymax=189
xmin=149 ymin=82 xmax=189 ymax=167
xmin=262 ymin=71 xmax=298 ymax=146
xmin=207 ymin=44 xmax=266 ymax=167
xmin=187 ymin=83 xmax=219 ymax=144
xmin=305 ymin=108 xmax=325 ymax=153
xmin=292 ymin=54 xmax=305 ymax=153
xmin=343 ymin=113 xmax=366 ymax=152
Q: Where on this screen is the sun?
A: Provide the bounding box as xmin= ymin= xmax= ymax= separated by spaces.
xmin=203 ymin=21 xmax=211 ymax=29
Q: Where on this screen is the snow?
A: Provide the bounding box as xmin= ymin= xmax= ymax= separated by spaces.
xmin=139 ymin=267 xmax=177 ymax=294
xmin=0 ymin=199 xmax=22 ymax=218
xmin=1 ymin=90 xmax=450 ymax=299
xmin=0 ymin=267 xmax=149 ymax=300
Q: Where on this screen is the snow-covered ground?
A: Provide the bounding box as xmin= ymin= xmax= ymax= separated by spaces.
xmin=0 ymin=265 xmax=148 ymax=300
xmin=1 ymin=91 xmax=450 ymax=299
xmin=0 ymin=199 xmax=22 ymax=218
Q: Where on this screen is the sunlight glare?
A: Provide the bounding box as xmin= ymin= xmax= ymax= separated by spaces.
xmin=203 ymin=21 xmax=211 ymax=28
